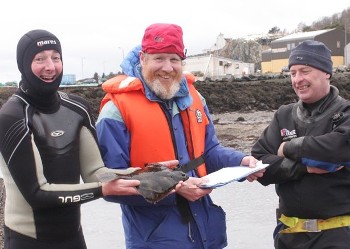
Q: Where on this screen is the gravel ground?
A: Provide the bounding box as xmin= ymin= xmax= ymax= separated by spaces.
xmin=212 ymin=110 xmax=275 ymax=154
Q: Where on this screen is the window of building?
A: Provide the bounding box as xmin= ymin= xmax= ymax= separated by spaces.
xmin=287 ymin=43 xmax=296 ymax=50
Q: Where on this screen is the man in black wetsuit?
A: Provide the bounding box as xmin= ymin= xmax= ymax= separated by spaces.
xmin=0 ymin=29 xmax=177 ymax=249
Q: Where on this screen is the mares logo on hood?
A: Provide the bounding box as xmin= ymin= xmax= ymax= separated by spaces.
xmin=280 ymin=128 xmax=297 ymax=141
xmin=37 ymin=40 xmax=57 ymax=47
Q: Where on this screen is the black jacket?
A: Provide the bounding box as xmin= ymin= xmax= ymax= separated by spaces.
xmin=252 ymin=86 xmax=350 ymax=219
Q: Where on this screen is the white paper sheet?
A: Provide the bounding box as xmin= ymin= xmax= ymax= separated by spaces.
xmin=199 ymin=161 xmax=269 ymax=188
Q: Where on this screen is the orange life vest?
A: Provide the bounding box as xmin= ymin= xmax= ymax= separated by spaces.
xmin=100 ymin=74 xmax=208 ymax=176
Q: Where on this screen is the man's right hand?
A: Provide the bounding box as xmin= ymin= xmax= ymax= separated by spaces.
xmin=175 ymin=177 xmax=212 ymax=202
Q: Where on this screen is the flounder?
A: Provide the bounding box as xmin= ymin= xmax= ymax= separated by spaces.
xmin=96 ymin=163 xmax=189 ymax=204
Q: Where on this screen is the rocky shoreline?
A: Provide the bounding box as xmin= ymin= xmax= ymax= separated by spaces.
xmin=0 ymin=72 xmax=349 ymax=117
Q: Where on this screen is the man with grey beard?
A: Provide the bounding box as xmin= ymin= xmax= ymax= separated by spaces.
xmin=96 ymin=23 xmax=264 ymax=249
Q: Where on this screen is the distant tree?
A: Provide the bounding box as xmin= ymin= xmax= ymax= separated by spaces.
xmin=302 ymin=25 xmax=313 ymax=32
xmin=106 ymin=72 xmax=117 ymax=80
xmin=93 ymin=72 xmax=99 ymax=83
xmin=307 ymin=10 xmax=347 ymax=31
xmin=268 ymin=26 xmax=280 ymax=34
xmin=102 ymin=72 xmax=106 ymax=78
xmin=341 ymin=8 xmax=350 ymax=32
xmin=296 ymin=22 xmax=307 ymax=32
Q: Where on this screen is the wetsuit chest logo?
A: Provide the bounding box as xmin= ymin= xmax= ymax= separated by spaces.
xmin=51 ymin=130 xmax=65 ymax=137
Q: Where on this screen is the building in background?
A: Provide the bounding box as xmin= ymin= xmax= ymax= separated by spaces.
xmin=261 ymin=28 xmax=350 ymax=73
xmin=184 ymin=33 xmax=255 ymax=81
xmin=184 ymin=54 xmax=254 ymax=81
xmin=61 ymin=74 xmax=76 ymax=85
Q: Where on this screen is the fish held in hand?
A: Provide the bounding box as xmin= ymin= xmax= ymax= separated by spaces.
xmin=96 ymin=163 xmax=189 ymax=204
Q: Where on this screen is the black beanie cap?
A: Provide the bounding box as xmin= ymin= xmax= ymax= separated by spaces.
xmin=288 ymin=40 xmax=333 ymax=75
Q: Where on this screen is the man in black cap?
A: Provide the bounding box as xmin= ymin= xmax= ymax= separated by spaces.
xmin=252 ymin=40 xmax=350 ymax=248
xmin=0 ymin=29 xmax=169 ymax=249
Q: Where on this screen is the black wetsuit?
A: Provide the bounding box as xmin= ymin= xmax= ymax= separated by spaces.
xmin=0 ymin=90 xmax=108 ymax=249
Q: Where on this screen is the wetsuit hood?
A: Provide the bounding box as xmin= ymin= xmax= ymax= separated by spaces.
xmin=17 ymin=29 xmax=63 ymax=103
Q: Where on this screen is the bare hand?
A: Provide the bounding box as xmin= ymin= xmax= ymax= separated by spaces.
xmin=277 ymin=142 xmax=285 ymax=157
xmin=240 ymin=155 xmax=258 ymax=168
xmin=307 ymin=166 xmax=344 ymax=174
xmin=246 ymin=169 xmax=265 ymax=182
xmin=102 ymin=179 xmax=140 ymax=196
xmin=175 ymin=177 xmax=212 ymax=202
xmin=154 ymin=159 xmax=179 ymax=169
xmin=240 ymin=156 xmax=265 ymax=181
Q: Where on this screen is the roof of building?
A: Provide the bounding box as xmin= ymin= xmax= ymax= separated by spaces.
xmin=185 ymin=53 xmax=249 ymax=64
xmin=272 ymin=28 xmax=335 ymax=43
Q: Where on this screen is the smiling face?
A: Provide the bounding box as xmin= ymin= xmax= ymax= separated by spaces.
xmin=289 ymin=65 xmax=331 ymax=104
xmin=31 ymin=50 xmax=62 ymax=83
xmin=140 ymin=52 xmax=183 ymax=100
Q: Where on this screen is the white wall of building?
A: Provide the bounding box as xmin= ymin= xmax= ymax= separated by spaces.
xmin=345 ymin=43 xmax=350 ymax=66
xmin=184 ymin=33 xmax=255 ymax=80
xmin=184 ymin=54 xmax=254 ymax=80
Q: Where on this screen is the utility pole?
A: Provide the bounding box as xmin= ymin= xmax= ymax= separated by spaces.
xmin=81 ymin=58 xmax=85 ymax=79
xmin=345 ymin=9 xmax=348 ymax=65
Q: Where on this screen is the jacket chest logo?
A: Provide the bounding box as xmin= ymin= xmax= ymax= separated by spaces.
xmin=280 ymin=128 xmax=296 ymax=141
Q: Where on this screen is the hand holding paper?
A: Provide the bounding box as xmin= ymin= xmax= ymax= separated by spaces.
xmin=199 ymin=161 xmax=269 ymax=188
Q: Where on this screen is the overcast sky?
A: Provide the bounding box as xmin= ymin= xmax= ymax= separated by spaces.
xmin=1 ymin=0 xmax=349 ymax=83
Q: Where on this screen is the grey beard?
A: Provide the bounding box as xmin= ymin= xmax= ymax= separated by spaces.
xmin=149 ymin=79 xmax=180 ymax=100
